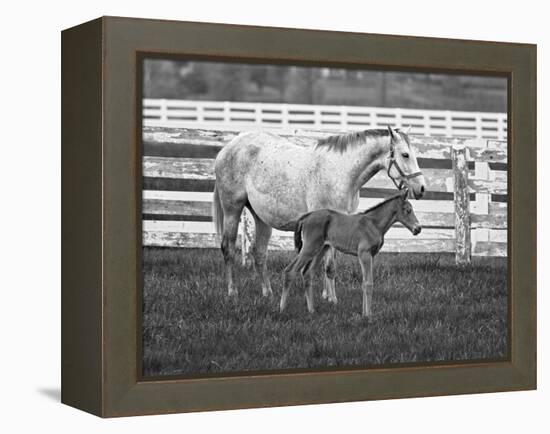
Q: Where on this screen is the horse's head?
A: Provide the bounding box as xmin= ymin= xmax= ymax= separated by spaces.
xmin=386 ymin=126 xmax=426 ymax=199
xmin=395 ymin=189 xmax=422 ymax=235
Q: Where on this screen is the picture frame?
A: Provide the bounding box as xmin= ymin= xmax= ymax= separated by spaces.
xmin=61 ymin=16 xmax=536 ymax=417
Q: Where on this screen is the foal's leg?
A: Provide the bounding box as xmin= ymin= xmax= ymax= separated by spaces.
xmin=358 ymin=250 xmax=374 ymax=317
xmin=280 ymin=243 xmax=322 ymax=313
xmin=251 ymin=215 xmax=273 ymax=297
xmin=303 ymin=269 xmax=315 ymax=314
xmin=322 ymin=247 xmax=337 ymax=304
xmin=301 ymin=247 xmax=327 ymax=314
xmin=221 ymin=208 xmax=244 ymax=297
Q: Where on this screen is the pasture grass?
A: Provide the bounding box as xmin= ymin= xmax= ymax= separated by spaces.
xmin=142 ymin=247 xmax=507 ymax=377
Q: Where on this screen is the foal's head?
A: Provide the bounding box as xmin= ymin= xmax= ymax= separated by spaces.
xmin=395 ymin=189 xmax=422 ymax=235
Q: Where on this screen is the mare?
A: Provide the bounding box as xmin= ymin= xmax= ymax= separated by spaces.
xmin=213 ymin=126 xmax=425 ymax=299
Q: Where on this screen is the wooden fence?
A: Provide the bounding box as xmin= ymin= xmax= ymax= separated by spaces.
xmin=142 ymin=127 xmax=507 ymax=263
xmin=143 ymin=99 xmax=508 ymax=141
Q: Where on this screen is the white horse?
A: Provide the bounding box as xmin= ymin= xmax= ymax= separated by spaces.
xmin=212 ymin=126 xmax=426 ymax=300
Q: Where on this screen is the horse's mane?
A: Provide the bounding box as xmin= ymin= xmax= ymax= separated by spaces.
xmin=316 ymin=129 xmax=390 ymax=153
xmin=362 ymin=191 xmax=405 ymax=214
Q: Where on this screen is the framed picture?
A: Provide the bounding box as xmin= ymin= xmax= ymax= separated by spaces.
xmin=61 ymin=16 xmax=536 ymax=417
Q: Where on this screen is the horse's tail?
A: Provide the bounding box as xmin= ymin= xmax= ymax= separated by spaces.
xmin=212 ymin=183 xmax=224 ymax=238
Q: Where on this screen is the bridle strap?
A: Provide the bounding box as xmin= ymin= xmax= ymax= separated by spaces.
xmin=387 ymin=143 xmax=423 ymax=190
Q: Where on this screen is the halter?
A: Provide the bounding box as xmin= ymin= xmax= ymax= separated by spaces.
xmin=387 ymin=142 xmax=423 ymax=190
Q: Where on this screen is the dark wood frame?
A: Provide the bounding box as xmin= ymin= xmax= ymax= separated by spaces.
xmin=62 ymin=16 xmax=536 ymax=417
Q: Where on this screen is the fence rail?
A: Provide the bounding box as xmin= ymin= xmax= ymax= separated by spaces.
xmin=142 ymin=127 xmax=507 ymax=263
xmin=143 ymin=99 xmax=508 ymax=140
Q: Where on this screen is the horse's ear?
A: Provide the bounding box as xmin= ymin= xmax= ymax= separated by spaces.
xmin=401 ymin=187 xmax=410 ymax=198
xmin=387 ymin=125 xmax=398 ymax=140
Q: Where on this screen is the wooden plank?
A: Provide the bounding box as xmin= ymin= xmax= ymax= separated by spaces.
xmin=143 ymin=126 xmax=237 ymax=148
xmin=143 ymin=190 xmax=459 ymax=213
xmin=143 ymin=190 xmax=213 ymax=202
xmin=142 ymin=126 xmax=506 ymax=160
xmin=489 ymin=229 xmax=507 ymax=243
xmin=381 ymin=238 xmax=455 ymax=253
xmin=143 ymin=231 xmax=221 ymax=249
xmin=143 ymin=126 xmax=456 ymax=159
xmin=469 ymin=178 xmax=507 ymax=195
xmin=142 ymin=220 xmax=455 ymax=240
xmin=452 ymin=146 xmax=471 ymax=264
xmin=473 ymin=242 xmax=507 ymax=257
xmin=472 ymin=228 xmax=507 ymax=242
xmin=143 ymin=230 xmax=456 ymax=253
xmin=142 ymin=199 xmax=211 ymax=216
xmin=143 ymin=177 xmax=458 ymax=200
xmin=143 ymin=157 xmax=214 ymax=179
xmin=142 ymin=198 xmax=458 ymax=228
xmin=143 ymin=156 xmax=455 ymax=192
xmin=471 ymin=211 xmax=507 ymax=229
xmin=468 ymin=146 xmax=507 ymax=163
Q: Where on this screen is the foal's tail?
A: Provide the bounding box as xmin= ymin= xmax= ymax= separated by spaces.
xmin=294 ymin=220 xmax=303 ymax=253
xmin=294 ymin=213 xmax=310 ymax=253
xmin=212 ymin=183 xmax=224 ymax=238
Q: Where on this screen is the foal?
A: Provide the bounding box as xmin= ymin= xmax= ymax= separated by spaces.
xmin=280 ymin=189 xmax=421 ymax=317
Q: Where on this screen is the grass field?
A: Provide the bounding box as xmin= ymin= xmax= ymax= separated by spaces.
xmin=142 ymin=247 xmax=507 ymax=377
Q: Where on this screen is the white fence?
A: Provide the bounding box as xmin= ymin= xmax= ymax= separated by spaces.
xmin=143 ymin=99 xmax=508 ymax=140
xmin=142 ymin=127 xmax=508 ymax=263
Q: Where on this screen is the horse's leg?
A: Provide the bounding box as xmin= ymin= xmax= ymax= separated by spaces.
xmin=358 ymin=250 xmax=374 ymax=317
xmin=322 ymin=247 xmax=337 ymax=304
xmin=221 ymin=207 xmax=245 ymax=297
xmin=251 ymin=215 xmax=273 ymax=297
xmin=280 ymin=256 xmax=299 ymax=312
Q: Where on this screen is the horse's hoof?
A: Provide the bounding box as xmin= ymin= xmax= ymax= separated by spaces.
xmin=329 ymin=297 xmax=338 ymax=305
xmin=228 ymin=290 xmax=238 ymax=297
xmin=321 ymin=292 xmax=329 ymax=300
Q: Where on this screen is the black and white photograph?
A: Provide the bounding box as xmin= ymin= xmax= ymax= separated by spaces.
xmin=140 ymin=58 xmax=508 ymax=378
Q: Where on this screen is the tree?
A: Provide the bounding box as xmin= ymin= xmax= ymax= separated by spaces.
xmin=286 ymin=67 xmax=323 ymax=104
xmin=249 ymin=66 xmax=269 ymax=92
xmin=209 ymin=64 xmax=248 ymax=100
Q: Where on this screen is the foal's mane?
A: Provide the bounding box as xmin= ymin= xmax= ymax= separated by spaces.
xmin=316 ymin=129 xmax=390 ymax=153
xmin=362 ymin=192 xmax=405 ymax=214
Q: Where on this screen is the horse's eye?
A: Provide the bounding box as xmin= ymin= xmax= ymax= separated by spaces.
xmin=402 ymin=152 xmax=409 ymax=159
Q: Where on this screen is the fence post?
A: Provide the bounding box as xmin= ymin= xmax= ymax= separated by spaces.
xmin=498 ymin=114 xmax=507 ymax=141
xmin=471 ymin=140 xmax=491 ymax=257
xmin=475 ymin=113 xmax=483 ymax=139
xmin=223 ymin=101 xmax=230 ymax=126
xmin=452 ymin=145 xmax=471 ymax=265
xmin=160 ymin=99 xmax=168 ymax=123
xmin=240 ymin=209 xmax=255 ymax=267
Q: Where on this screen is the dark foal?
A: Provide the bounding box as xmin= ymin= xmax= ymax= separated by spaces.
xmin=280 ymin=189 xmax=421 ymax=317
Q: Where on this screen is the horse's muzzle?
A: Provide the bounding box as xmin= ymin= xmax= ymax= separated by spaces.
xmin=412 ymin=185 xmax=425 ymax=199
xmin=413 ymin=225 xmax=422 ymax=236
